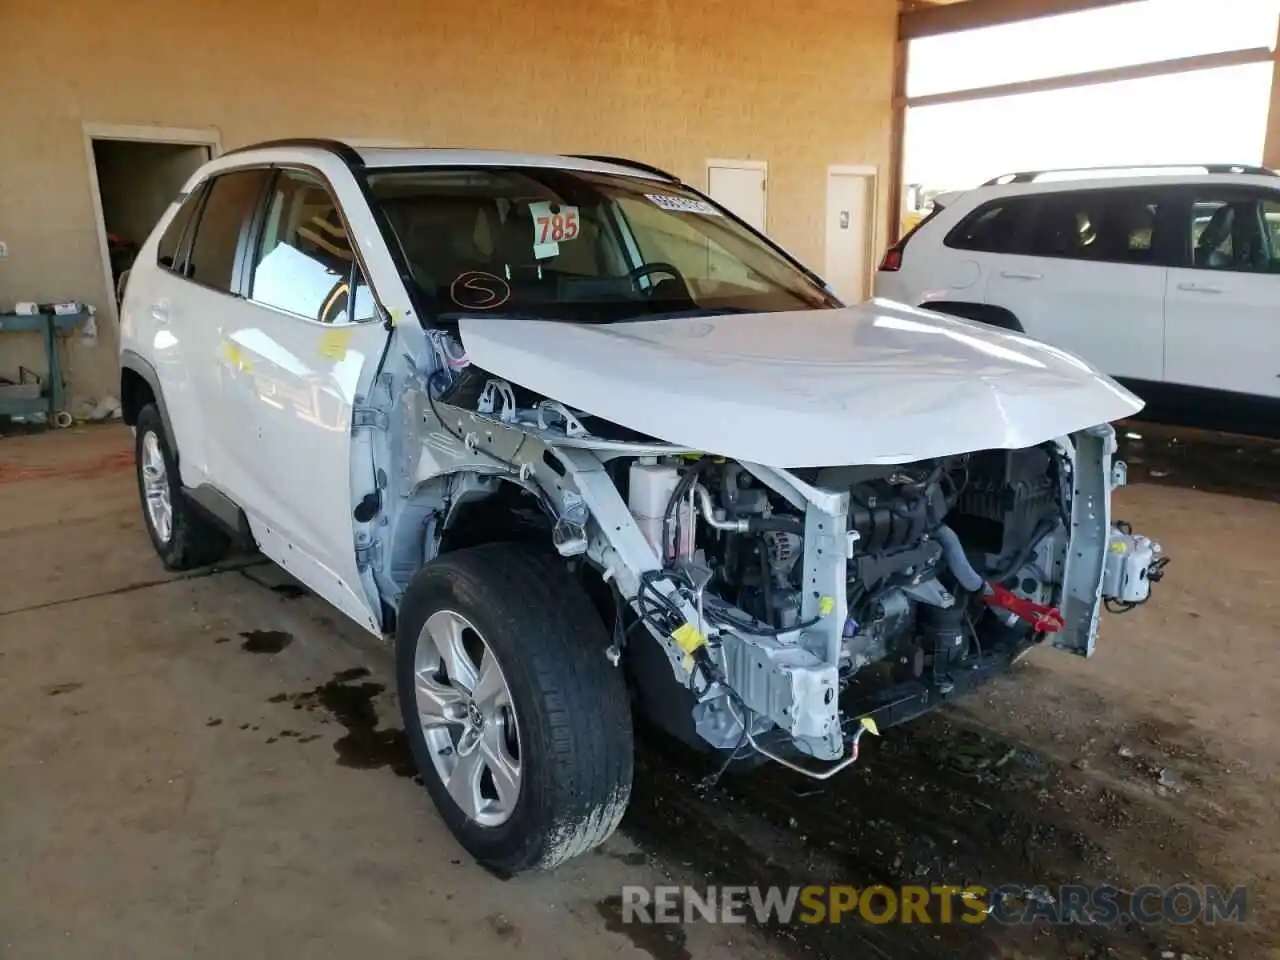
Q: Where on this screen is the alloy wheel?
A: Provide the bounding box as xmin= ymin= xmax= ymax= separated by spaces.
xmin=140 ymin=431 xmax=173 ymax=544
xmin=414 ymin=610 xmax=523 ymax=827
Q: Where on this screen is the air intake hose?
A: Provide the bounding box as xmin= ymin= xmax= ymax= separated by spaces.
xmin=934 ymin=524 xmax=985 ymax=593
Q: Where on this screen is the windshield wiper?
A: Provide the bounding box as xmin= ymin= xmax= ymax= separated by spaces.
xmin=436 ymin=310 xmax=555 ymax=324
xmin=435 ymin=306 xmax=764 ymax=326
xmin=623 ymin=306 xmax=762 ymax=322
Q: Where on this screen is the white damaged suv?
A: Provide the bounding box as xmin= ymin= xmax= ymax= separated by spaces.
xmin=119 ymin=140 xmax=1166 ymax=874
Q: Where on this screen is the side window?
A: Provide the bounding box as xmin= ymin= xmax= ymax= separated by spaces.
xmin=186 ymin=169 xmax=271 ymax=293
xmin=944 ymin=200 xmax=1034 ymax=254
xmin=1187 ymin=195 xmax=1280 ymax=274
xmin=1027 ymin=191 xmax=1160 ymax=264
xmin=156 ymin=185 xmax=206 ymax=271
xmin=351 ymin=274 xmax=378 ymax=323
xmin=251 ymin=169 xmax=370 ymax=323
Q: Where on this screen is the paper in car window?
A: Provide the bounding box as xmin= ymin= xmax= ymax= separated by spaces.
xmin=528 ymin=201 xmax=581 ymax=259
xmin=645 ymin=194 xmax=722 ymax=216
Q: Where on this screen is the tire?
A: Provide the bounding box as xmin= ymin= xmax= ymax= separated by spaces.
xmin=115 ymin=268 xmax=131 ymax=308
xmin=396 ymin=542 xmax=633 ymax=875
xmin=134 ymin=404 xmax=230 ymax=570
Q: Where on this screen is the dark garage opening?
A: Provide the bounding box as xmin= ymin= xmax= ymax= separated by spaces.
xmin=91 ymin=139 xmax=210 ymax=301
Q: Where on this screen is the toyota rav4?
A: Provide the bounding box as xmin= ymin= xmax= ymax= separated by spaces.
xmin=119 ymin=139 xmax=1166 ymax=875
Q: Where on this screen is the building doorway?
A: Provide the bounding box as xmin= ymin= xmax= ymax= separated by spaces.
xmin=824 ymin=166 xmax=877 ymax=303
xmin=706 ymin=159 xmax=768 ymax=232
xmin=84 ymin=124 xmax=219 ymax=312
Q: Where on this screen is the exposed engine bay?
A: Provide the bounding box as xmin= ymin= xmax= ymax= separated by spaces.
xmin=383 ymin=342 xmax=1167 ymax=778
xmin=616 ymin=445 xmax=1160 ymax=770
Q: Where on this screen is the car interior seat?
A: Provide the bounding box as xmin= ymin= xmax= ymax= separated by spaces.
xmin=1195 ymin=205 xmax=1236 ymax=268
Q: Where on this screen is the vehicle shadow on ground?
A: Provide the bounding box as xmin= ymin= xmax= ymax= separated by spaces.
xmin=1116 ymin=421 xmax=1280 ymax=504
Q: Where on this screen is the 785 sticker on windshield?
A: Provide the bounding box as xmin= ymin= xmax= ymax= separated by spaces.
xmin=528 ymin=201 xmax=580 ymax=259
xmin=645 ymin=193 xmax=722 ymax=216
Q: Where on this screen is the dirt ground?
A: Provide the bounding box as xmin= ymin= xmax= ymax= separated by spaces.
xmin=2 ymin=422 xmax=1278 ymax=959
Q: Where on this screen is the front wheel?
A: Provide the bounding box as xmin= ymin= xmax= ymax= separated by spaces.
xmin=396 ymin=543 xmax=633 ymax=874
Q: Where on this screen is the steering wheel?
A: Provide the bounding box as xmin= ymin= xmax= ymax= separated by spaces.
xmin=626 ymin=261 xmax=687 ymax=296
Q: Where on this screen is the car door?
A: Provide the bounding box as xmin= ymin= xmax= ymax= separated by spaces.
xmin=1164 ymin=187 xmax=1280 ymax=400
xmin=982 ymin=188 xmax=1168 ymax=383
xmin=222 ymin=166 xmax=392 ymax=633
xmin=177 ymin=168 xmax=278 ymax=497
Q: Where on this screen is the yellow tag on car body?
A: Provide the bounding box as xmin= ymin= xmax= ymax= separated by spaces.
xmin=319 ymin=329 xmax=353 ymax=360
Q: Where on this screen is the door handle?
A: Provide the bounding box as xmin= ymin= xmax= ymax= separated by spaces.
xmin=1176 ymin=282 xmax=1223 ymax=294
xmin=1000 ymin=270 xmax=1043 ymax=281
xmin=151 ymin=299 xmax=171 ymax=323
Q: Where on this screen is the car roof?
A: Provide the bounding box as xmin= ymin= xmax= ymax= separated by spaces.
xmin=939 ymin=167 xmax=1280 ymax=209
xmin=353 ymin=147 xmax=663 ymax=179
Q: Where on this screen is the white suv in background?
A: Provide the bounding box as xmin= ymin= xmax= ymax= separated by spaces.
xmin=875 ymin=165 xmax=1280 ymax=437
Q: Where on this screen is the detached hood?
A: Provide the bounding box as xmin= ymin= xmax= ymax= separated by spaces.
xmin=457 ymin=300 xmax=1142 ymax=467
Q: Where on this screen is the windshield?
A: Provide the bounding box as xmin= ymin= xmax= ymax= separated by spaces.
xmin=366 ymin=167 xmax=838 ymax=323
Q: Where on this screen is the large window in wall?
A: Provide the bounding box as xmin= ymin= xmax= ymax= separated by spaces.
xmin=900 ymin=0 xmax=1280 ymax=230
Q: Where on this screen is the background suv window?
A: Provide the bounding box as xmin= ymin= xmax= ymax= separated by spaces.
xmin=251 ymin=170 xmax=367 ymax=323
xmin=944 ymin=199 xmax=1034 ymax=253
xmin=186 ymin=169 xmax=270 ymax=293
xmin=156 ymin=185 xmax=206 ymax=272
xmin=1188 ymin=196 xmax=1280 ymax=273
xmin=1028 ymin=191 xmax=1161 ymax=264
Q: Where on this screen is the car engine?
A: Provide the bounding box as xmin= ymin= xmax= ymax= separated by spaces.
xmin=625 ymin=450 xmax=1068 ymax=685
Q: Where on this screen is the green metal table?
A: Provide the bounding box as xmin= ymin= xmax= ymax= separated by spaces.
xmin=0 ymin=309 xmax=86 ymax=426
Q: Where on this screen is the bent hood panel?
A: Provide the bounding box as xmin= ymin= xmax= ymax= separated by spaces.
xmin=457 ymin=300 xmax=1143 ymax=467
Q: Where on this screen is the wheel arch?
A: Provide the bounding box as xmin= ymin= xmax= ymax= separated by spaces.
xmin=433 ymin=470 xmax=557 ymax=554
xmin=918 ymin=300 xmax=1024 ymax=332
xmin=120 ymin=350 xmax=176 ymax=441
xmin=382 ymin=470 xmax=560 ymax=611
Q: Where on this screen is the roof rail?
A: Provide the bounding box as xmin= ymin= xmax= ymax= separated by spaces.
xmin=569 ymin=154 xmax=680 ymax=182
xmin=983 ymin=163 xmax=1278 ymax=186
xmin=222 ymin=138 xmax=365 ymax=168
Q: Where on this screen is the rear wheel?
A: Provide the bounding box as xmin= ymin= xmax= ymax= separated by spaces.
xmin=134 ymin=404 xmax=230 ymax=570
xmin=397 ymin=543 xmax=633 ymax=874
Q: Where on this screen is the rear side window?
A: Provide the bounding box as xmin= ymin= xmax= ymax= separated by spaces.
xmin=944 ymin=199 xmax=1034 ymax=253
xmin=1185 ymin=194 xmax=1280 ymax=273
xmin=1027 ymin=190 xmax=1162 ymax=265
xmin=156 ymin=185 xmax=205 ymax=271
xmin=186 ymin=169 xmax=271 ymax=293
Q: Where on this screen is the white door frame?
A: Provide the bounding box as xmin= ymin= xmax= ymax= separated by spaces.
xmin=825 ymin=164 xmax=879 ymax=299
xmin=82 ymin=122 xmax=223 ymax=329
xmin=706 ymin=158 xmax=769 ymax=230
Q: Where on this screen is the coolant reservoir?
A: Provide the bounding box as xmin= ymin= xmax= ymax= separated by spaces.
xmin=629 ymin=459 xmax=692 ymax=560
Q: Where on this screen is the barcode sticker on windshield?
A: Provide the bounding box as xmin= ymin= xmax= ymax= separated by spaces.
xmin=645 ymin=193 xmax=722 ymax=216
xmin=529 ymin=201 xmax=580 ymax=259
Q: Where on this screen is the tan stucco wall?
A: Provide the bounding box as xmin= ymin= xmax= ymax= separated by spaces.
xmin=1 ymin=0 xmax=897 ymax=405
